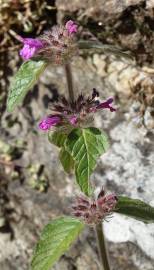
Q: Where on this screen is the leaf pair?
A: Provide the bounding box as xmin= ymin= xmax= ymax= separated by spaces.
xmin=49 ymin=127 xmax=109 ymax=196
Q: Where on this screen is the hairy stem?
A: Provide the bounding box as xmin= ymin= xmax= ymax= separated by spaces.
xmin=95 ymin=223 xmax=110 ymax=270
xmin=65 ymin=62 xmax=75 ymax=103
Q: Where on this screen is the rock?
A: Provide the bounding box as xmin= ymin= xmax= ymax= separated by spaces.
xmin=146 ymin=0 xmax=154 ymax=8
xmin=104 ymin=214 xmax=154 ymax=259
xmin=76 ymin=243 xmax=98 ymax=270
xmin=56 ymin=0 xmax=144 ymax=21
xmin=100 ymin=119 xmax=154 ymax=200
xmin=144 ymin=107 xmax=154 ymax=130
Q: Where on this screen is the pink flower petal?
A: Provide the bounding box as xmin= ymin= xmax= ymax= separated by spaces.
xmin=96 ymin=97 xmax=116 ymax=112
xmin=39 ymin=116 xmax=61 ymax=131
xmin=19 ymin=38 xmax=44 ymax=60
xmin=65 ymin=20 xmax=78 ymax=34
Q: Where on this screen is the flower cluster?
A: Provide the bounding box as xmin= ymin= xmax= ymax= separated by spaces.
xmin=19 ymin=20 xmax=78 ymax=64
xmin=39 ymin=88 xmax=116 ymax=131
xmin=72 ymin=188 xmax=118 ymax=225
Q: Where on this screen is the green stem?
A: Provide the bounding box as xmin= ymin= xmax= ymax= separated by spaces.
xmin=95 ymin=223 xmax=110 ymax=270
xmin=65 ymin=62 xmax=75 ymax=103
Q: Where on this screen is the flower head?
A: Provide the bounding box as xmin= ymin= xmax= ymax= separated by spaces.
xmin=19 ymin=20 xmax=78 ymax=64
xmin=39 ymin=88 xmax=116 ymax=131
xmin=72 ymin=188 xmax=118 ymax=225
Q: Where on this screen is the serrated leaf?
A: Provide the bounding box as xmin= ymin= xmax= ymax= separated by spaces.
xmin=31 ymin=216 xmax=84 ymax=270
xmin=59 ymin=148 xmax=74 ymax=173
xmin=48 ymin=131 xmax=67 ymax=148
xmin=115 ymin=196 xmax=154 ymax=223
xmin=7 ymin=60 xmax=47 ymax=112
xmin=65 ymin=127 xmax=109 ymax=196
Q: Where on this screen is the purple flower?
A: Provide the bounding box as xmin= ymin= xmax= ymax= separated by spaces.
xmin=19 ymin=38 xmax=44 ymax=60
xmin=96 ymin=97 xmax=116 ymax=112
xmin=39 ymin=89 xmax=116 ymax=132
xmin=65 ymin=20 xmax=78 ymax=35
xmin=39 ymin=115 xmax=61 ymax=131
xmin=19 ymin=20 xmax=78 ymax=63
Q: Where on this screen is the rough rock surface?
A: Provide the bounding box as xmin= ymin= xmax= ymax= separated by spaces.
xmin=56 ymin=0 xmax=145 ymax=18
xmin=57 ymin=0 xmax=154 ymax=66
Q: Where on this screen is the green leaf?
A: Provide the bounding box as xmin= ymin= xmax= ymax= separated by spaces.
xmin=7 ymin=60 xmax=47 ymax=112
xmin=115 ymin=196 xmax=154 ymax=223
xmin=78 ymin=40 xmax=133 ymax=60
xmin=31 ymin=216 xmax=84 ymax=270
xmin=59 ymin=148 xmax=74 ymax=173
xmin=48 ymin=131 xmax=67 ymax=148
xmin=48 ymin=131 xmax=74 ymax=173
xmin=65 ymin=127 xmax=109 ymax=196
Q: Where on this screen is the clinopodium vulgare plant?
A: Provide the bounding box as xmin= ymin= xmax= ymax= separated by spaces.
xmin=7 ymin=20 xmax=154 ymax=270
